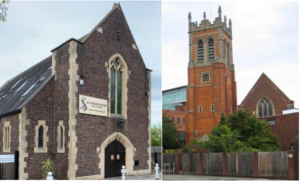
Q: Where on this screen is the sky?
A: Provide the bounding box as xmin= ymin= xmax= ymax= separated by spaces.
xmin=0 ymin=1 xmax=162 ymax=126
xmin=162 ymin=1 xmax=299 ymax=108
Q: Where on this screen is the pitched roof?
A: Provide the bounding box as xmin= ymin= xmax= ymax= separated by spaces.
xmin=239 ymin=72 xmax=292 ymax=106
xmin=0 ymin=3 xmax=147 ymax=118
xmin=0 ymin=56 xmax=54 ymax=117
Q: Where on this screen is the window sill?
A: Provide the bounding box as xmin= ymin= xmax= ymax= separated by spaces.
xmin=34 ymin=147 xmax=48 ymax=153
xmin=3 ymin=147 xmax=10 ymax=152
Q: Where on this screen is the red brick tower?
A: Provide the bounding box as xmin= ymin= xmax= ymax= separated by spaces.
xmin=185 ymin=6 xmax=237 ymax=144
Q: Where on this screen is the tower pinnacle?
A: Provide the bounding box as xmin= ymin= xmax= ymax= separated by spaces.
xmin=188 ymin=12 xmax=191 ymax=21
xmin=203 ymin=12 xmax=206 ymax=20
xmin=218 ymin=6 xmax=222 ymax=19
xmin=229 ymin=19 xmax=232 ymax=27
xmin=224 ymin=15 xmax=227 ymax=25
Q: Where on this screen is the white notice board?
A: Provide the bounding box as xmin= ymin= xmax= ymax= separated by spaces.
xmin=0 ymin=154 xmax=14 ymax=163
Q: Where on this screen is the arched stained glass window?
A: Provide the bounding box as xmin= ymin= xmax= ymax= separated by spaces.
xmin=208 ymin=38 xmax=214 ymax=61
xmin=198 ymin=40 xmax=204 ymax=62
xmin=38 ymin=126 xmax=43 ymax=148
xmin=110 ymin=58 xmax=123 ymax=115
xmin=258 ymin=98 xmax=273 ymax=117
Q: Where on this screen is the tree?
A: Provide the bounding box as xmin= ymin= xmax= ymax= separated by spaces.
xmin=0 ymin=0 xmax=9 ymax=22
xmin=219 ymin=112 xmax=226 ymax=125
xmin=227 ymin=110 xmax=279 ymax=151
xmin=151 ymin=124 xmax=161 ymax=147
xmin=196 ymin=109 xmax=279 ymax=152
xmin=162 ymin=112 xmax=182 ymax=149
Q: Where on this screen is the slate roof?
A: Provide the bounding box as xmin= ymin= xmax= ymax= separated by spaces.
xmin=0 ymin=56 xmax=54 ymax=117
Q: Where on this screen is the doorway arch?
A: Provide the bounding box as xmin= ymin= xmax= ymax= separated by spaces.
xmin=98 ymin=132 xmax=135 ymax=179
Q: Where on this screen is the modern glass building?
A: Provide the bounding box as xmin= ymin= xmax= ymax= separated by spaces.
xmin=162 ymin=85 xmax=187 ymax=110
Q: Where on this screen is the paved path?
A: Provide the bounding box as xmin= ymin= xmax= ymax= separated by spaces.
xmin=104 ymin=174 xmax=161 ymax=180
xmin=163 ymin=174 xmax=271 ymax=180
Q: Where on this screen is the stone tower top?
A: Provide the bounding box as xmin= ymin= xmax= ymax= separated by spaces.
xmin=188 ymin=6 xmax=232 ymax=38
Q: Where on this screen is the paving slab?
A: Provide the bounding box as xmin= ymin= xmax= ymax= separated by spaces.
xmin=104 ymin=174 xmax=161 ymax=180
xmin=163 ymin=174 xmax=271 ymax=180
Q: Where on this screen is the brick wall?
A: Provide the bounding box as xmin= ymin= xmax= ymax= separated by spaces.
xmin=25 ymin=78 xmax=55 ymax=179
xmin=163 ymin=110 xmax=185 ymax=132
xmin=74 ymin=8 xmax=150 ymax=177
xmin=258 ymin=113 xmax=299 ymax=151
xmin=0 ymin=114 xmax=19 ymax=179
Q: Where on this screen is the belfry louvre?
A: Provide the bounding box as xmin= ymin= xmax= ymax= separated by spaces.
xmin=0 ymin=3 xmax=152 ymax=180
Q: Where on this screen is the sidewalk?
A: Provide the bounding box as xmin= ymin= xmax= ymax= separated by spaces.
xmin=163 ymin=174 xmax=271 ymax=180
xmin=104 ymin=174 xmax=161 ymax=180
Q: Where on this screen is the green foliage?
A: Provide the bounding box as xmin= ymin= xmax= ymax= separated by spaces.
xmin=164 ymin=150 xmax=175 ymax=154
xmin=0 ymin=0 xmax=9 ymax=22
xmin=196 ymin=110 xmax=279 ymax=153
xmin=227 ymin=110 xmax=280 ymax=151
xmin=219 ymin=112 xmax=226 ymax=125
xmin=151 ymin=124 xmax=162 ymax=146
xmin=189 ymin=138 xmax=199 ymax=145
xmin=162 ymin=112 xmax=182 ymax=149
xmin=151 ymin=159 xmax=155 ymax=169
xmin=41 ymin=158 xmax=54 ymax=180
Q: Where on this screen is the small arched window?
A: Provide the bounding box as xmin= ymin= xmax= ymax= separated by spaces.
xmin=60 ymin=126 xmax=63 ymax=148
xmin=208 ymin=38 xmax=214 ymax=61
xmin=38 ymin=126 xmax=43 ymax=148
xmin=198 ymin=40 xmax=204 ymax=62
xmin=258 ymin=98 xmax=273 ymax=117
xmin=110 ymin=58 xmax=122 ymax=115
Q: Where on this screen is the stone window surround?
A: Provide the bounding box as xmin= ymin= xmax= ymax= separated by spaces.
xmin=210 ymin=104 xmax=215 ymax=112
xmin=57 ymin=121 xmax=65 ymax=153
xmin=107 ymin=53 xmax=129 ymax=119
xmin=198 ymin=105 xmax=202 ymax=113
xmin=194 ymin=36 xmax=216 ymax=65
xmin=3 ymin=121 xmax=11 ymax=153
xmin=201 ymin=72 xmax=211 ymax=83
xmin=34 ymin=120 xmax=49 ymax=153
xmin=255 ymin=96 xmax=275 ymax=118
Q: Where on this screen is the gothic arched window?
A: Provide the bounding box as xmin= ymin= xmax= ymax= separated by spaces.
xmin=110 ymin=58 xmax=123 ymax=115
xmin=198 ymin=40 xmax=204 ymax=62
xmin=4 ymin=127 xmax=7 ymax=148
xmin=60 ymin=126 xmax=63 ymax=148
xmin=258 ymin=98 xmax=273 ymax=117
xmin=38 ymin=126 xmax=43 ymax=148
xmin=208 ymin=38 xmax=214 ymax=61
xmin=227 ymin=43 xmax=230 ymax=67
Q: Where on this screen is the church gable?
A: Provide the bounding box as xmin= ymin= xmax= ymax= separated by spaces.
xmin=81 ymin=3 xmax=146 ymax=69
xmin=239 ymin=73 xmax=294 ymax=116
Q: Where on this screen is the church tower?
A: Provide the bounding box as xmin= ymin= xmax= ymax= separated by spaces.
xmin=185 ymin=6 xmax=237 ymax=144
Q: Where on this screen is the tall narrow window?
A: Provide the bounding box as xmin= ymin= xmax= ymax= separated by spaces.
xmin=38 ymin=126 xmax=43 ymax=148
xmin=60 ymin=126 xmax=63 ymax=148
xmin=4 ymin=127 xmax=7 ymax=148
xmin=227 ymin=43 xmax=230 ymax=67
xmin=222 ymin=40 xmax=225 ymax=58
xmin=198 ymin=40 xmax=204 ymax=62
xmin=258 ymin=98 xmax=273 ymax=117
xmin=110 ymin=59 xmax=123 ymax=115
xmin=208 ymin=38 xmax=214 ymax=61
xmin=117 ymin=31 xmax=120 ymax=41
xmin=6 ymin=127 xmax=9 ymax=148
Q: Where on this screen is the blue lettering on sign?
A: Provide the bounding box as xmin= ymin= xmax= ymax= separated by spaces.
xmin=80 ymin=97 xmax=88 ymax=111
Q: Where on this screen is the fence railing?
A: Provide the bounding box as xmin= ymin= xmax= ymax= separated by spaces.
xmin=163 ymin=151 xmax=298 ymax=180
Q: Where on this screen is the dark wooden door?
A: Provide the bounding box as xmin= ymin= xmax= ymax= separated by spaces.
xmin=105 ymin=140 xmax=125 ymax=178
